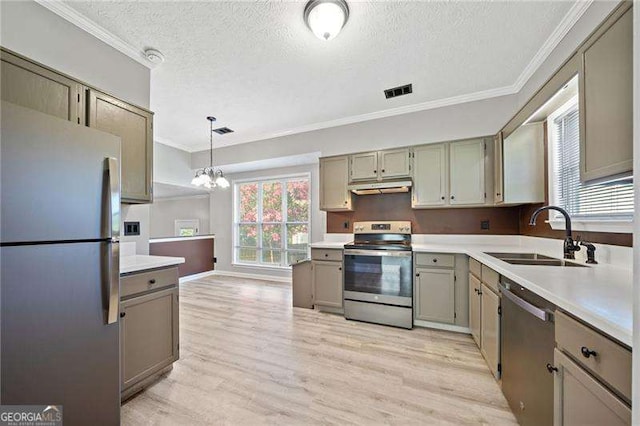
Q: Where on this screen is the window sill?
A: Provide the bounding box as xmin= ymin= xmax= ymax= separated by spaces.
xmin=548 ymin=219 xmax=633 ymax=234
xmin=232 ymin=262 xmax=292 ymax=270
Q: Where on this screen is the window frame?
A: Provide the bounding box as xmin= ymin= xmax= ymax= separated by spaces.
xmin=547 ymin=96 xmax=633 ymax=233
xmin=232 ymin=173 xmax=311 ymax=269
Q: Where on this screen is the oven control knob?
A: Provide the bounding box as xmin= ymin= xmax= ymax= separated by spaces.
xmin=374 ymin=295 xmax=379 ymax=300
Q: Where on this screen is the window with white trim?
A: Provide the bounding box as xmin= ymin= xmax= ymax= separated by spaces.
xmin=548 ymin=97 xmax=634 ymax=230
xmin=234 ymin=175 xmax=310 ymax=268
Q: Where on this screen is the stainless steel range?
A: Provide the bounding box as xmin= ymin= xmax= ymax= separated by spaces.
xmin=343 ymin=221 xmax=413 ymax=329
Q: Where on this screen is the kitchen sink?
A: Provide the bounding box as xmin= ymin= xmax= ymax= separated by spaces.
xmin=485 ymin=252 xmax=555 ymax=260
xmin=484 ymin=252 xmax=588 ymax=267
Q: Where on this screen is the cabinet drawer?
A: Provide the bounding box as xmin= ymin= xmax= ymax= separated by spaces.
xmin=481 ymin=264 xmax=500 ymax=293
xmin=555 ymin=310 xmax=631 ymax=402
xmin=415 ymin=253 xmax=454 ymax=268
xmin=311 ymin=249 xmax=343 ymax=262
xmin=469 ymin=258 xmax=482 ymax=279
xmin=121 ymin=267 xmax=179 ymax=298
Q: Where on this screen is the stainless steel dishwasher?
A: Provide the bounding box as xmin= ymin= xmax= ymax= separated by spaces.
xmin=500 ymin=277 xmax=556 ymax=426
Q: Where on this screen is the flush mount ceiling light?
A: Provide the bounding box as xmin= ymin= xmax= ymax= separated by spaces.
xmin=191 ymin=116 xmax=230 ymax=190
xmin=304 ymin=0 xmax=349 ymax=41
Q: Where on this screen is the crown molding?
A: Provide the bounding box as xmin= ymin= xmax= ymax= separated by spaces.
xmin=33 ymin=0 xmax=155 ymax=69
xmin=512 ymin=0 xmax=593 ymax=92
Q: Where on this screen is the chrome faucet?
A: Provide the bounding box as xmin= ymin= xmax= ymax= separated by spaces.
xmin=529 ymin=206 xmax=581 ymax=260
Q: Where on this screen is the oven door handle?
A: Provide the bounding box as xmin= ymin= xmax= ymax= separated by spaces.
xmin=344 ymin=249 xmax=412 ymax=257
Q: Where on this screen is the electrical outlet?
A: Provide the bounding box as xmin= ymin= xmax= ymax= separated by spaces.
xmin=344 ymin=221 xmax=350 ymax=229
xmin=480 ymin=220 xmax=490 ymax=230
xmin=124 ymin=221 xmax=140 ymax=236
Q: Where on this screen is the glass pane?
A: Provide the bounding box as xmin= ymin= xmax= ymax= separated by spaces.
xmin=238 ymin=183 xmax=258 ymax=222
xmin=262 ymin=181 xmax=283 ymax=222
xmin=287 ymin=251 xmax=308 ymax=265
xmin=262 ymin=249 xmax=282 ymax=265
xmin=237 ymin=247 xmax=257 ymax=263
xmin=262 ymin=224 xmax=282 ymax=249
xmin=286 ymin=224 xmax=308 ymax=251
xmin=287 ymin=180 xmax=309 ymax=222
xmin=238 ymin=224 xmax=258 ymax=247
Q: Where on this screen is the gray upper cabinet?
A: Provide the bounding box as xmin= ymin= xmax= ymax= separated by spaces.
xmin=449 ymin=139 xmax=486 ymax=205
xmin=1 ymin=49 xmax=83 ymax=125
xmin=349 ymin=148 xmax=410 ymax=182
xmin=579 ymin=3 xmax=633 ymax=182
xmin=350 ymin=151 xmax=379 ymax=181
xmin=319 ymin=155 xmax=352 ymax=211
xmin=87 ymin=89 xmax=154 ymax=203
xmin=380 ymin=148 xmax=411 ymax=179
xmin=412 ymin=144 xmax=448 ymax=208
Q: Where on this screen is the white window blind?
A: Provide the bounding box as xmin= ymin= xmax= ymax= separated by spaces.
xmin=553 ymin=106 xmax=633 ymax=219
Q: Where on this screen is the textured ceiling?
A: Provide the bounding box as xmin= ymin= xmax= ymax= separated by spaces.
xmin=64 ymin=0 xmax=575 ymax=151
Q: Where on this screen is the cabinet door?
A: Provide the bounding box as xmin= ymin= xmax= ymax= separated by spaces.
xmin=120 ymin=287 xmax=179 ymax=390
xmin=380 ymin=148 xmax=410 ymax=179
xmin=480 ymin=284 xmax=500 ymax=378
xmin=319 ymin=156 xmax=352 ymax=211
xmin=350 ymin=152 xmax=379 ymax=181
xmin=312 ymin=260 xmax=343 ymax=308
xmin=412 ymin=144 xmax=448 ymax=208
xmin=87 ymin=89 xmax=153 ymax=203
xmin=553 ymin=349 xmax=631 ymax=426
xmin=449 ymin=139 xmax=485 ymax=205
xmin=415 ymin=268 xmax=455 ymax=324
xmin=493 ymin=133 xmax=504 ymax=204
xmin=1 ymin=50 xmax=83 ymax=124
xmin=468 ymin=273 xmax=481 ymax=348
xmin=579 ymin=4 xmax=632 ymax=182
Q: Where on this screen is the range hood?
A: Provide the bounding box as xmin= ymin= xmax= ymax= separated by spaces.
xmin=347 ymin=179 xmax=412 ymax=195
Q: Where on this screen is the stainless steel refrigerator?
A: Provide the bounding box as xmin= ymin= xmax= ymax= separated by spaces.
xmin=1 ymin=101 xmax=122 ymax=425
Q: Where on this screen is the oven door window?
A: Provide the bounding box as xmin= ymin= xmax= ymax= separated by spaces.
xmin=344 ymin=254 xmax=412 ymax=298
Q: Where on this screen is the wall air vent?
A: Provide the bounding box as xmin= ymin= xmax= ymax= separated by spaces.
xmin=384 ymin=84 xmax=413 ymax=99
xmin=212 ymin=127 xmax=234 ymax=135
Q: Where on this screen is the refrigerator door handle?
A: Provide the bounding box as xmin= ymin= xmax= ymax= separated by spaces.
xmin=106 ymin=157 xmax=120 ymax=325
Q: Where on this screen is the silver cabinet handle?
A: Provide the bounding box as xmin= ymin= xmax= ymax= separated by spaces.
xmin=105 ymin=157 xmax=120 ymax=325
xmin=501 ymin=285 xmax=550 ymax=321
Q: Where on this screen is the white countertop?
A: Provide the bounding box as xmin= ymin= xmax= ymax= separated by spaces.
xmin=310 ymin=237 xmax=632 ymax=347
xmin=120 ymin=255 xmax=185 ymax=275
xmin=149 ymin=235 xmax=215 ymax=243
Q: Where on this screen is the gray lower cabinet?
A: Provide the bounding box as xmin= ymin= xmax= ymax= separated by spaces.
xmin=120 ymin=267 xmax=179 ymax=400
xmin=480 ymin=284 xmax=500 ymax=378
xmin=469 ymin=258 xmax=501 ymax=378
xmin=415 ymin=268 xmax=455 ymax=324
xmin=468 ymin=273 xmax=482 ymax=347
xmin=87 ymin=89 xmax=154 ymax=203
xmin=413 ymin=253 xmax=468 ymax=327
xmin=1 ymin=49 xmax=84 ymax=124
xmin=553 ymin=349 xmax=631 ymax=426
xmin=311 ymin=260 xmax=343 ymax=311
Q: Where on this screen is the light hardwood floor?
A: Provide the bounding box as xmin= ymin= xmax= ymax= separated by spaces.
xmin=122 ymin=275 xmax=517 ymax=425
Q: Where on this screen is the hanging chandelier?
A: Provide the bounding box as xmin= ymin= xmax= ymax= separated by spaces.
xmin=192 ymin=116 xmax=230 ymax=189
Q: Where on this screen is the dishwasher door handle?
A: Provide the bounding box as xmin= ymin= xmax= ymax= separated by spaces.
xmin=501 ymin=286 xmax=550 ymax=321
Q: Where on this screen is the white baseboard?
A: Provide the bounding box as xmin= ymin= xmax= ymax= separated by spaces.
xmin=179 ymin=270 xmax=216 ymax=283
xmin=413 ymin=319 xmax=470 ymax=334
xmin=210 ymin=269 xmax=292 ymax=283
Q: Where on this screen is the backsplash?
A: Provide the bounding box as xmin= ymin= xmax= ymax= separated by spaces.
xmin=325 ymin=193 xmax=632 ymax=247
xmin=326 ymin=193 xmax=520 ymax=234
